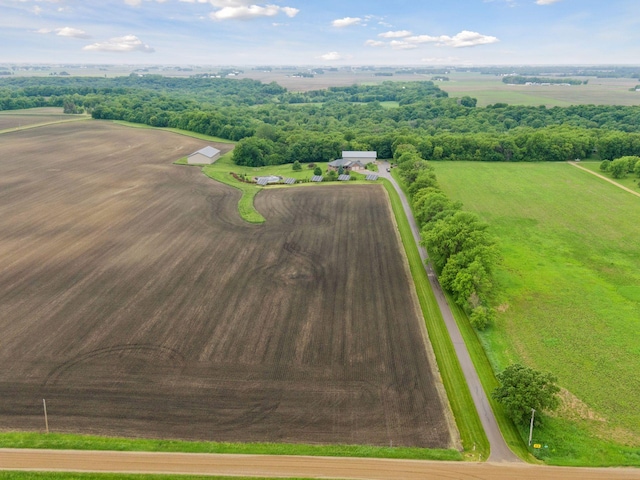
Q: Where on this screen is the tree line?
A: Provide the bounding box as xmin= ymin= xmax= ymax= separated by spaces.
xmin=393 ymin=144 xmax=499 ymax=329
xmin=4 ymin=76 xmax=640 ymax=164
xmin=502 ymin=76 xmax=586 ymax=85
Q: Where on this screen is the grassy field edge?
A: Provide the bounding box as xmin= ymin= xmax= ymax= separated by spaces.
xmin=0 ymin=473 xmax=308 ymax=480
xmin=428 ymin=161 xmax=640 ymax=466
xmin=445 ymin=298 xmax=533 ymax=461
xmin=0 ymin=432 xmax=461 ymax=462
xmin=386 ymin=170 xmax=532 ymax=462
xmin=381 ymin=179 xmax=489 ymax=461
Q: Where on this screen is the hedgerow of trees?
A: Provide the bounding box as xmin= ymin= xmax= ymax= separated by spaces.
xmin=393 ymin=145 xmax=499 ymax=329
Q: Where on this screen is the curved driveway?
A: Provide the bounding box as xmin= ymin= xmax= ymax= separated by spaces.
xmin=377 ymin=162 xmax=519 ymax=463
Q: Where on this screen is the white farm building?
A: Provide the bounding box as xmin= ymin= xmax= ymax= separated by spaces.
xmin=342 ymin=151 xmax=377 ymax=164
xmin=188 ymin=146 xmax=221 ymax=165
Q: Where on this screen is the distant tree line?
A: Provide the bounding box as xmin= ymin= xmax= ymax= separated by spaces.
xmin=469 ymin=66 xmax=640 ymax=78
xmin=4 ymin=76 xmax=640 ymax=164
xmin=502 ymin=76 xmax=586 ymax=86
xmin=600 ymin=155 xmax=640 ymax=179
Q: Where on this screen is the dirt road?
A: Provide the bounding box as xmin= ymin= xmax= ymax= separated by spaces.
xmin=1 ymin=449 xmax=639 ymax=479
xmin=377 ymin=163 xmax=519 ymax=463
xmin=568 ymin=161 xmax=640 ymax=198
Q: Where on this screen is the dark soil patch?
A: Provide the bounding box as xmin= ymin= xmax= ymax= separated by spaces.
xmin=0 ymin=121 xmax=455 ymax=448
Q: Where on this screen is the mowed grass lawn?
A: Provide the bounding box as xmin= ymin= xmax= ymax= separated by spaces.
xmin=577 ymin=161 xmax=640 ymax=192
xmin=432 ymin=161 xmax=640 ymax=465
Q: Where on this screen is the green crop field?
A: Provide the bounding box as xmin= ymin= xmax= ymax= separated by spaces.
xmin=431 ymin=161 xmax=640 ymax=466
xmin=438 ymin=73 xmax=640 ymax=107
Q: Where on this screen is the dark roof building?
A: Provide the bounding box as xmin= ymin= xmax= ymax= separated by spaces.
xmin=328 ymin=158 xmax=365 ymax=171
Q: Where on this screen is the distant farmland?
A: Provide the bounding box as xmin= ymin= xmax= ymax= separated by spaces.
xmin=432 ymin=161 xmax=640 ymax=453
xmin=0 ymin=121 xmax=456 ymax=449
xmin=0 ymin=107 xmax=84 ymax=130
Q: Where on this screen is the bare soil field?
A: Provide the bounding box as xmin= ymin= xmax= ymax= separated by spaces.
xmin=0 ymin=108 xmax=82 ymax=130
xmin=0 ymin=121 xmax=455 ymax=449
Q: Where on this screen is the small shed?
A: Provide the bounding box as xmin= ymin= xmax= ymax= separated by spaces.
xmin=188 ymin=146 xmax=221 ymax=165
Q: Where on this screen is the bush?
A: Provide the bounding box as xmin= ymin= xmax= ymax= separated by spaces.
xmin=292 ymin=160 xmax=302 ymax=171
xmin=313 ymin=166 xmax=322 ymax=176
xmin=469 ymin=305 xmax=494 ymax=330
xmin=599 ymin=160 xmax=610 ymax=172
xmin=325 ymin=170 xmax=338 ymax=182
xmin=610 ymin=158 xmax=629 ymax=178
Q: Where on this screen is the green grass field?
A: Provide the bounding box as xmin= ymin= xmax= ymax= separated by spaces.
xmin=577 ymin=161 xmax=640 ymax=192
xmin=431 ymin=161 xmax=640 ymax=466
xmin=438 ymin=73 xmax=640 ymax=107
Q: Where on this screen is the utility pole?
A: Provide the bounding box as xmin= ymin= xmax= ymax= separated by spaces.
xmin=528 ymin=408 xmax=535 ymax=446
xmin=43 ymin=399 xmax=49 ymax=434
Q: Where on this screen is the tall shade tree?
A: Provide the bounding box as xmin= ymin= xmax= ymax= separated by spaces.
xmin=493 ymin=364 xmax=560 ymax=426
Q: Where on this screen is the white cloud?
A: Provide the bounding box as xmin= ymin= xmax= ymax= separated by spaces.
xmin=83 ymin=35 xmax=155 ymax=53
xmin=56 ymin=27 xmax=90 ymax=38
xmin=536 ymin=0 xmax=562 ymax=4
xmin=422 ymin=56 xmax=460 ymax=64
xmin=210 ymin=4 xmax=298 ymax=20
xmin=365 ymin=39 xmax=385 ymax=47
xmin=390 ymin=40 xmax=417 ymax=50
xmin=319 ymin=51 xmax=343 ymax=61
xmin=280 ymin=6 xmax=298 ymax=17
xmin=402 ymin=30 xmax=498 ymax=48
xmin=435 ymin=30 xmax=499 ymax=47
xmin=37 ymin=27 xmax=91 ymax=39
xmin=331 ymin=17 xmax=361 ymax=28
xmin=378 ymin=30 xmax=411 ymax=38
xmin=124 ymin=0 xmax=170 ymax=4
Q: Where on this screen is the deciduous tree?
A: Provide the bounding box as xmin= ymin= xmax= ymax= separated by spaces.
xmin=493 ymin=364 xmax=560 ymax=426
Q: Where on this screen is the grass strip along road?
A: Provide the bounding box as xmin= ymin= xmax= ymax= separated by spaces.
xmin=379 ymin=163 xmax=522 ymax=463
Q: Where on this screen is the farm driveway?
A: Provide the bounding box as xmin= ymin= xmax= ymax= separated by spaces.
xmin=2 ymin=449 xmax=640 ymax=480
xmin=377 ymin=162 xmax=519 ymax=463
xmin=568 ymin=161 xmax=640 ymax=198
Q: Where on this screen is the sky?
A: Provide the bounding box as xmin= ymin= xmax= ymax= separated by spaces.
xmin=1 ymin=0 xmax=639 ymax=66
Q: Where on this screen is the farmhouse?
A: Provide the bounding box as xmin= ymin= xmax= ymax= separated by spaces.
xmin=327 ymin=158 xmax=366 ymax=172
xmin=187 ymin=146 xmax=221 ymax=165
xmin=342 ymin=151 xmax=377 ymax=164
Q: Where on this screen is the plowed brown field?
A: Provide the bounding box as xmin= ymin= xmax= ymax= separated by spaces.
xmin=0 ymin=108 xmax=81 ymax=130
xmin=0 ymin=121 xmax=455 ymax=449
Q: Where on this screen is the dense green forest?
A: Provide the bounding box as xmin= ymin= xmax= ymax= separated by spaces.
xmin=3 ymin=74 xmax=640 ymax=163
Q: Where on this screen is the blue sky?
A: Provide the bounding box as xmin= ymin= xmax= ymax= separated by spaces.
xmin=1 ymin=0 xmax=638 ymax=65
